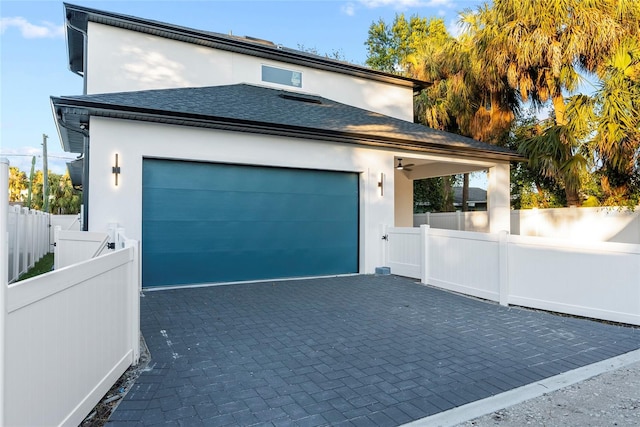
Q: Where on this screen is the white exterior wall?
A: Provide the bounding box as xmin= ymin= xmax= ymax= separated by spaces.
xmin=87 ymin=117 xmax=399 ymax=275
xmin=85 ymin=23 xmax=414 ymax=121
xmin=487 ymin=162 xmax=511 ymax=233
xmin=394 ymin=170 xmax=413 ymax=227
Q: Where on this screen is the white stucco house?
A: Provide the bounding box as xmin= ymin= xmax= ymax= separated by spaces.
xmin=51 ymin=3 xmax=523 ymax=288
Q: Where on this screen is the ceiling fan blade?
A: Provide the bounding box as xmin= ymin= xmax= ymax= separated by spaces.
xmin=404 ymin=163 xmax=415 ymax=168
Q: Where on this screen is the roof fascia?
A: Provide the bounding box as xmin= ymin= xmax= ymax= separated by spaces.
xmin=62 ymin=3 xmax=428 ymax=90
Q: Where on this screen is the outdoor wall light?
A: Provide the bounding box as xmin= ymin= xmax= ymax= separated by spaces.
xmin=378 ymin=172 xmax=385 ymax=196
xmin=112 ymin=153 xmax=121 ymax=186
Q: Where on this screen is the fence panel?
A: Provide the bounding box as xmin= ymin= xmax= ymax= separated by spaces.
xmin=54 ymin=230 xmax=109 ymax=269
xmin=508 ymin=235 xmax=640 ymax=325
xmin=6 ymin=206 xmax=51 ymax=283
xmin=3 ymin=246 xmax=140 ymax=426
xmin=50 ymin=214 xmax=81 ymax=249
xmin=428 ymin=212 xmax=462 ymax=230
xmin=415 ymin=207 xmax=640 ymax=244
xmin=386 ymin=227 xmax=422 ymax=279
xmin=427 ymin=228 xmax=501 ymax=302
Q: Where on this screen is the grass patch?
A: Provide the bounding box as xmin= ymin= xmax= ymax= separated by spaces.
xmin=17 ymin=253 xmax=54 ymax=281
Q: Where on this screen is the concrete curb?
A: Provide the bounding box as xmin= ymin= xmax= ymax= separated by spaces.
xmin=402 ymin=348 xmax=640 ymax=427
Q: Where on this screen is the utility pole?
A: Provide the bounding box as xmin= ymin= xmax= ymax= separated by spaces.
xmin=42 ymin=134 xmax=49 ymax=213
xmin=27 ymin=156 xmax=35 ymax=209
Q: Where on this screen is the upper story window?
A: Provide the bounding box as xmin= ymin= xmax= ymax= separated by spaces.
xmin=262 ymin=65 xmax=302 ymax=88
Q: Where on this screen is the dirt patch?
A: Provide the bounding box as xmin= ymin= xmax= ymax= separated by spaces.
xmin=81 ymin=335 xmax=151 ymax=426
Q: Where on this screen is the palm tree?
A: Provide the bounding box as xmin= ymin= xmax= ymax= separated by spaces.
xmin=591 ymin=37 xmax=640 ymax=204
xmin=9 ymin=166 xmax=27 ymax=203
xmin=408 ymin=16 xmax=520 ymax=210
xmin=467 ymin=0 xmax=640 ymax=205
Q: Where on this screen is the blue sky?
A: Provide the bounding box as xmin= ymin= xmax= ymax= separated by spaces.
xmin=1 ymin=0 xmax=483 ymax=175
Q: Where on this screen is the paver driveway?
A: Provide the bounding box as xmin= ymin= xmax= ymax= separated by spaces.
xmin=108 ymin=275 xmax=639 ymax=426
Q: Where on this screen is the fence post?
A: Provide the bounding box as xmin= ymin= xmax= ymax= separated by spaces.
xmin=1 ymin=157 xmax=9 ymax=425
xmin=498 ymin=230 xmax=509 ymax=306
xmin=125 ymin=239 xmax=141 ymax=364
xmin=53 ymin=226 xmax=61 ymax=270
xmin=420 ymin=224 xmax=430 ymax=285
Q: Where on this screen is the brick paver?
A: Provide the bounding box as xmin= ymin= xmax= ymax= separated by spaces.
xmin=108 ymin=275 xmax=639 ymax=426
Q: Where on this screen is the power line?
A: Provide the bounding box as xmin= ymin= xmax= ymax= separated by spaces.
xmin=0 ymin=153 xmax=76 ymax=160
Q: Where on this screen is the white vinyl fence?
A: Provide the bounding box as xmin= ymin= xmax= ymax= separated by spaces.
xmin=50 ymin=214 xmax=81 ymax=247
xmin=415 ymin=207 xmax=640 ymax=244
xmin=2 ymin=159 xmax=141 ymax=426
xmin=1 ymin=242 xmax=140 ymax=426
xmin=385 ymin=227 xmax=423 ymax=279
xmin=385 ymin=225 xmax=640 ymax=326
xmin=7 ymin=205 xmax=50 ymax=283
xmin=414 ymin=211 xmax=489 ymax=234
xmin=54 ymin=229 xmax=110 ymax=269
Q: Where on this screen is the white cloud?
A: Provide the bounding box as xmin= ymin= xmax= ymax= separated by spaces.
xmin=0 ymin=17 xmax=64 ymax=39
xmin=446 ymin=18 xmax=466 ymax=38
xmin=341 ymin=2 xmax=357 ymax=16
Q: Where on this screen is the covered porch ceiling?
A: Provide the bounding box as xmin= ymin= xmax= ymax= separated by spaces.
xmin=393 ymin=155 xmax=498 ymax=180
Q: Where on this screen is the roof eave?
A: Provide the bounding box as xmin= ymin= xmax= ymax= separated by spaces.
xmin=51 ymin=96 xmax=89 ymax=153
xmin=51 ymin=96 xmax=526 ymax=162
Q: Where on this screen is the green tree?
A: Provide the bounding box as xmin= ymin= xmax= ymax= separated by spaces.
xmin=364 ymin=14 xmax=435 ymax=75
xmin=591 ymin=37 xmax=640 ymax=205
xmin=51 ymin=172 xmax=82 ymax=214
xmin=15 ymin=169 xmax=82 ymax=214
xmin=8 ymin=166 xmax=27 ymax=203
xmin=469 ymin=0 xmax=640 ymax=205
xmin=366 ymin=13 xmax=519 ymax=211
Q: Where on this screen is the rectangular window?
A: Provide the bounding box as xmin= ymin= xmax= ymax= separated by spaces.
xmin=262 ymin=65 xmax=302 ymax=88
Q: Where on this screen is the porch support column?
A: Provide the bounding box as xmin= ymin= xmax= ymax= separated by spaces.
xmin=394 ymin=171 xmax=413 ymax=227
xmin=488 ymin=162 xmax=510 ymax=234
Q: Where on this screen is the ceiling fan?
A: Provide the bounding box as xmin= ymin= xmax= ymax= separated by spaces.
xmin=396 ymin=158 xmax=414 ymax=171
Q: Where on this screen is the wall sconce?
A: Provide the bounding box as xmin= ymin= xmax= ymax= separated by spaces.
xmin=112 ymin=153 xmax=121 ymax=186
xmin=378 ymin=172 xmax=385 ymax=196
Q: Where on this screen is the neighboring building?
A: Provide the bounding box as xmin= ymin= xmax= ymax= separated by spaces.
xmin=454 ymin=187 xmax=487 ymax=211
xmin=52 ymin=3 xmax=523 ymax=288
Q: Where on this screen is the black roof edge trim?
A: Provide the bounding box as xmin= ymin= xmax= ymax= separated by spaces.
xmin=62 ymin=3 xmax=429 ymax=90
xmin=52 ymin=96 xmax=526 ymax=162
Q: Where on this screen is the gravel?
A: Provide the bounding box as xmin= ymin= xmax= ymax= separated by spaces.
xmin=455 ymin=360 xmax=640 ymax=427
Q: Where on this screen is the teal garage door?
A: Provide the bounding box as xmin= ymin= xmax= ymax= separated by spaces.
xmin=142 ymin=159 xmax=359 ymax=287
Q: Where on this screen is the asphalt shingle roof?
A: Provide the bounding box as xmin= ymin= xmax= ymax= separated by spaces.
xmin=52 ymin=84 xmax=523 ymax=160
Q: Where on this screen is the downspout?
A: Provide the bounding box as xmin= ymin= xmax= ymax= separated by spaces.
xmin=82 ymin=134 xmax=90 ymax=231
xmin=51 ymin=104 xmax=90 ymax=231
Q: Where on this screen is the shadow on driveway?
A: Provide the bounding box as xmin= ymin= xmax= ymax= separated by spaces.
xmin=108 ymin=275 xmax=639 ymax=426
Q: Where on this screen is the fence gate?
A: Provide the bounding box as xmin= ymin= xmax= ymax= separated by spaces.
xmin=383 ymin=226 xmax=422 ymax=279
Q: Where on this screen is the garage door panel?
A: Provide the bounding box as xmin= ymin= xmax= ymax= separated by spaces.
xmin=143 ymin=159 xmax=358 ymax=287
xmin=143 ymin=246 xmax=356 ymax=286
xmin=144 ymin=219 xmax=357 ymax=253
